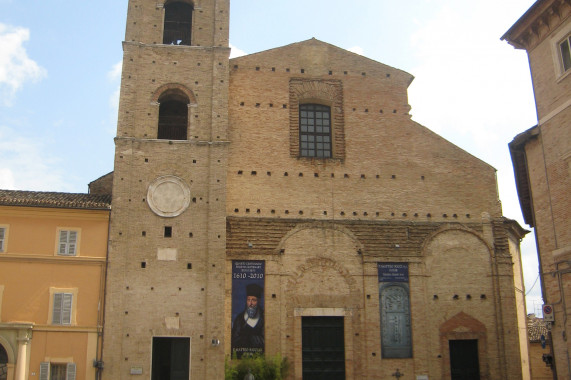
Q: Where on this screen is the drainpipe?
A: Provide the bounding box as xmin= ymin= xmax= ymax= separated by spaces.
xmin=549 ymin=260 xmax=571 ymax=379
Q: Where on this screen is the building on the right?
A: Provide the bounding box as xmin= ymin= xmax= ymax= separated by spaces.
xmin=502 ymin=0 xmax=571 ymax=378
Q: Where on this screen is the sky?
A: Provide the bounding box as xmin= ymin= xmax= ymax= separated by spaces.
xmin=0 ymin=0 xmax=542 ymax=313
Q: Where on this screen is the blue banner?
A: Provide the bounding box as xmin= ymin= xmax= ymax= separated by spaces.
xmin=377 ymin=263 xmax=409 ymax=282
xmin=231 ymin=260 xmax=265 ymax=358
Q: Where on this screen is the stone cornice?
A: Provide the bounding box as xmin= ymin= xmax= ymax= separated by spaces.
xmin=0 ymin=253 xmax=106 ymax=265
xmin=502 ymin=0 xmax=571 ymax=51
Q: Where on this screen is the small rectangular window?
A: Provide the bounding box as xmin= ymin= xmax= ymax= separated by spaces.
xmin=0 ymin=227 xmax=5 ymax=252
xmin=58 ymin=230 xmax=78 ymax=256
xmin=52 ymin=293 xmax=73 ymax=325
xmin=164 ymin=226 xmax=172 ymax=238
xmin=560 ymin=35 xmax=571 ymax=73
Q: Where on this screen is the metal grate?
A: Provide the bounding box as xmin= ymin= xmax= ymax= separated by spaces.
xmin=158 ymin=101 xmax=188 ymax=140
xmin=299 ymin=104 xmax=332 ymax=158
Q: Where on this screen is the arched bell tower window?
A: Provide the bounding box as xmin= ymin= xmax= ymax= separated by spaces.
xmin=158 ymin=91 xmax=189 ymax=140
xmin=163 ymin=2 xmax=193 ymax=46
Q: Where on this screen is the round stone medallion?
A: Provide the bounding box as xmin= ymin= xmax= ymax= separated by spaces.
xmin=147 ymin=176 xmax=190 ymax=217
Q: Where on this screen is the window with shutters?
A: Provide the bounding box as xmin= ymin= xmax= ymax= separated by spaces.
xmin=0 ymin=226 xmax=6 ymax=253
xmin=39 ymin=362 xmax=76 ymax=380
xmin=48 ymin=288 xmax=77 ymax=326
xmin=52 ymin=293 xmax=73 ymax=325
xmin=57 ymin=229 xmax=79 ymax=256
xmin=163 ymin=2 xmax=193 ymax=46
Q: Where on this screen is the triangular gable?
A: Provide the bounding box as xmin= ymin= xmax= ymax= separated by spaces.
xmin=231 ymin=38 xmax=414 ymax=87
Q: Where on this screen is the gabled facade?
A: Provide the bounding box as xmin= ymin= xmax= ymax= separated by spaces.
xmin=503 ymin=0 xmax=571 ymax=378
xmin=101 ymin=1 xmax=529 ymax=379
xmin=0 ymin=190 xmax=110 ymax=380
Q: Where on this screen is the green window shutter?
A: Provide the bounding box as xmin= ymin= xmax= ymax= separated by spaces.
xmin=39 ymin=362 xmax=50 ymax=380
xmin=52 ymin=293 xmax=73 ymax=325
xmin=59 ymin=231 xmax=69 ymax=255
xmin=52 ymin=293 xmax=63 ymax=324
xmin=62 ymin=293 xmax=73 ymax=325
xmin=68 ymin=231 xmax=77 ymax=255
xmin=66 ymin=363 xmax=76 ymax=380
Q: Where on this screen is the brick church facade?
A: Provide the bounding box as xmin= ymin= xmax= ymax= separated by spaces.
xmin=100 ymin=1 xmax=529 ymax=379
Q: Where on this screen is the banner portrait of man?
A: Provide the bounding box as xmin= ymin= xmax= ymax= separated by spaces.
xmin=231 ymin=260 xmax=265 ymax=358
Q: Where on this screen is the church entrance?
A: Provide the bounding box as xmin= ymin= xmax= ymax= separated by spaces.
xmin=151 ymin=337 xmax=190 ymax=380
xmin=302 ymin=316 xmax=345 ymax=380
xmin=449 ymin=339 xmax=480 ymax=380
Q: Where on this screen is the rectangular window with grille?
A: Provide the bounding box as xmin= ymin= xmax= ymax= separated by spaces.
xmin=52 ymin=293 xmax=73 ymax=325
xmin=299 ymin=104 xmax=332 ymax=158
xmin=58 ymin=230 xmax=78 ymax=256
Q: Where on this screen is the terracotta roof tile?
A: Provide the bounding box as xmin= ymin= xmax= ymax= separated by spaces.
xmin=528 ymin=316 xmax=549 ymax=342
xmin=0 ymin=189 xmax=111 ymax=210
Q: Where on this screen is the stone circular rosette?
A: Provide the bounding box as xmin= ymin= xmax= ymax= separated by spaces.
xmin=147 ymin=175 xmax=191 ymax=217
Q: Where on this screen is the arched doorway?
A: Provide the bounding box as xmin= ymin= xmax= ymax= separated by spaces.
xmin=0 ymin=344 xmax=8 ymax=380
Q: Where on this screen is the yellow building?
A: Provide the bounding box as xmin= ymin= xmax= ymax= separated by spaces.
xmin=0 ymin=190 xmax=110 ymax=380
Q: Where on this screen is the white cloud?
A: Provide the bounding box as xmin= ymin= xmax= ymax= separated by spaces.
xmin=0 ymin=126 xmax=69 ymax=191
xmin=108 ymin=60 xmax=122 ymax=110
xmin=408 ymin=2 xmax=536 ymax=144
xmin=0 ymin=23 xmax=46 ymax=106
xmin=108 ymin=60 xmax=122 ymax=81
xmin=0 ymin=168 xmax=15 ymax=189
xmin=230 ymin=43 xmax=247 ymax=58
xmin=348 ymin=46 xmax=364 ymax=56
xmin=406 ymin=0 xmax=540 ymax=314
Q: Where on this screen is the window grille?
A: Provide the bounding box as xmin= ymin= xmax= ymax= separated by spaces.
xmin=158 ymin=98 xmax=188 ymax=140
xmin=299 ymin=104 xmax=332 ymax=158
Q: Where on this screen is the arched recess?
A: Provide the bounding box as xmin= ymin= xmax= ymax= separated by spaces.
xmin=277 ymin=221 xmax=364 ymax=309
xmin=276 ymin=221 xmax=363 ymax=256
xmin=277 ymin=222 xmax=364 ymax=380
xmin=420 ymin=223 xmax=493 ymax=255
xmin=439 ymin=312 xmax=488 ymax=380
xmin=163 ymin=1 xmax=194 ymax=46
xmin=422 ymin=225 xmax=494 ymax=297
xmin=423 ymin=226 xmax=494 ymax=380
xmin=152 ymin=84 xmax=197 ymax=141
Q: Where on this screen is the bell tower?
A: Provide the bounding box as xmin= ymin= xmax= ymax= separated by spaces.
xmin=102 ymin=0 xmax=229 ymax=378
